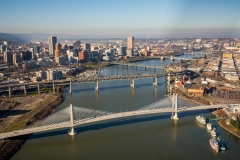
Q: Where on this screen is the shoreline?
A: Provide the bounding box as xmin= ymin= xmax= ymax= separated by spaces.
xmin=173 ymin=88 xmax=240 ymax=139
xmin=0 ymin=94 xmax=64 ymax=160
xmin=218 ymin=120 xmax=240 ymax=138
xmin=212 ymin=110 xmax=240 ymax=139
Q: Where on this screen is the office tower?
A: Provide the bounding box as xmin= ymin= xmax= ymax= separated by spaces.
xmin=83 ymin=43 xmax=91 ymax=52
xmin=21 ymin=51 xmax=32 ymax=61
xmin=119 ymin=46 xmax=127 ymax=55
xmin=78 ymin=50 xmax=89 ymax=63
xmin=48 ymin=36 xmax=57 ymax=55
xmin=1 ymin=45 xmax=7 ymax=52
xmin=54 ymin=42 xmax=62 ymax=57
xmin=4 ymin=51 xmax=13 ymax=64
xmin=73 ymin=40 xmax=81 ymax=49
xmin=126 ymin=37 xmax=135 ymax=57
xmin=127 ymin=37 xmax=135 ymax=50
xmin=126 ymin=49 xmax=133 ymax=57
xmin=33 ymin=45 xmax=40 ymax=54
xmin=13 ymin=53 xmax=21 ymax=64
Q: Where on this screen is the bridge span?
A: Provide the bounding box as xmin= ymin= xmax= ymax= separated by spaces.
xmin=0 ymin=73 xmax=165 ymax=96
xmin=0 ymin=94 xmax=228 ymax=139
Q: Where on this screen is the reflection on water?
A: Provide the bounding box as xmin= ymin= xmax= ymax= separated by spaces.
xmin=196 ymin=120 xmax=206 ymax=129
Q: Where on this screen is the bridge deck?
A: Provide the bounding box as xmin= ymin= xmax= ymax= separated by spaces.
xmin=0 ymin=95 xmax=228 ymax=139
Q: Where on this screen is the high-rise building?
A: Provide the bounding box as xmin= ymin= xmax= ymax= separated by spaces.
xmin=78 ymin=50 xmax=88 ymax=63
xmin=0 ymin=45 xmax=7 ymax=53
xmin=48 ymin=36 xmax=57 ymax=55
xmin=47 ymin=70 xmax=62 ymax=81
xmin=118 ymin=46 xmax=127 ymax=55
xmin=55 ymin=56 xmax=67 ymax=65
xmin=21 ymin=51 xmax=32 ymax=61
xmin=54 ymin=42 xmax=62 ymax=57
xmin=33 ymin=45 xmax=40 ymax=55
xmin=83 ymin=43 xmax=91 ymax=52
xmin=126 ymin=49 xmax=134 ymax=57
xmin=4 ymin=51 xmax=13 ymax=64
xmin=13 ymin=53 xmax=21 ymax=64
xmin=73 ymin=40 xmax=81 ymax=49
xmin=127 ymin=37 xmax=135 ymax=50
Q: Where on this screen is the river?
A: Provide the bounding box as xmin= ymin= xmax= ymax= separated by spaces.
xmin=11 ymin=52 xmax=240 ymax=160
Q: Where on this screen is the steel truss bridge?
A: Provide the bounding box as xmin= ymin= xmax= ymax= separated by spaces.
xmin=0 ymin=73 xmax=165 ymax=96
xmin=113 ymin=55 xmax=201 ymax=70
xmin=0 ymin=94 xmax=228 ymax=139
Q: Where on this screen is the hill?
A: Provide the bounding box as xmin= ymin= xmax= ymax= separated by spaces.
xmin=0 ymin=33 xmax=28 ymax=43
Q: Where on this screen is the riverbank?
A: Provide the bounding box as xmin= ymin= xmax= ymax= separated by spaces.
xmin=172 ymin=88 xmax=210 ymax=105
xmin=213 ymin=109 xmax=240 ymax=139
xmin=0 ymin=93 xmax=64 ymax=160
xmin=173 ymin=87 xmax=240 ymax=139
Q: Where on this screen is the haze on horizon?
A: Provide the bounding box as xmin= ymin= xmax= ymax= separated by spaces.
xmin=1 ymin=0 xmax=240 ymax=38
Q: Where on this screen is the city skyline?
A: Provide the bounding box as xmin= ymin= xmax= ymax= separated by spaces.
xmin=1 ymin=0 xmax=240 ymax=38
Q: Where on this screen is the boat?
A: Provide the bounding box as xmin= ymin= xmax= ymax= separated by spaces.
xmin=206 ymin=123 xmax=212 ymax=131
xmin=220 ymin=141 xmax=226 ymax=151
xmin=210 ymin=128 xmax=217 ymax=138
xmin=170 ymin=56 xmax=174 ymax=61
xmin=196 ymin=115 xmax=206 ymax=125
xmin=209 ymin=138 xmax=220 ymax=153
xmin=217 ymin=135 xmax=226 ymax=151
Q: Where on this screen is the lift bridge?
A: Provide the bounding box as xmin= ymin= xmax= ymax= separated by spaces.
xmin=0 ymin=94 xmax=228 ymax=139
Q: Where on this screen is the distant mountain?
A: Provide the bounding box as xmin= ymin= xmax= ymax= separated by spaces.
xmin=9 ymin=33 xmax=85 ymax=41
xmin=0 ymin=32 xmax=28 ymax=43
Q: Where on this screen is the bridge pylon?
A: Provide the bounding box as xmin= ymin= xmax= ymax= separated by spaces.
xmin=68 ymin=104 xmax=77 ymax=136
xmin=153 ymin=77 xmax=157 ymax=86
xmin=130 ymin=79 xmax=134 ymax=88
xmin=95 ymin=81 xmax=99 ymax=92
xmin=171 ymin=93 xmax=179 ymax=120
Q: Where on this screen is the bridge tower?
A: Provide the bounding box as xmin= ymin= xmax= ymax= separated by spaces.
xmin=130 ymin=79 xmax=134 ymax=88
xmin=153 ymin=76 xmax=157 ymax=86
xmin=68 ymin=104 xmax=77 ymax=135
xmin=95 ymin=81 xmax=99 ymax=91
xmin=171 ymin=93 xmax=179 ymax=120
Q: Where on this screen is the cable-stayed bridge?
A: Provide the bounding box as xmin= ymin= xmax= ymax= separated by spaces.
xmin=0 ymin=94 xmax=228 ymax=139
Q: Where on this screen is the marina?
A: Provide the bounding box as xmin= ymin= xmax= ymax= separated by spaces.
xmin=195 ymin=114 xmax=228 ymax=153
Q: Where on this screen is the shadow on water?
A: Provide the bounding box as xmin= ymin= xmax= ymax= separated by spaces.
xmin=70 ymin=82 xmax=165 ymax=93
xmin=30 ymin=113 xmax=171 ymax=140
xmin=178 ymin=110 xmax=210 ymax=119
xmin=29 ymin=109 xmax=209 ymax=140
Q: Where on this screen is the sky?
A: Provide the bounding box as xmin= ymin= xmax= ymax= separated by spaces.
xmin=1 ymin=0 xmax=240 ymax=38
